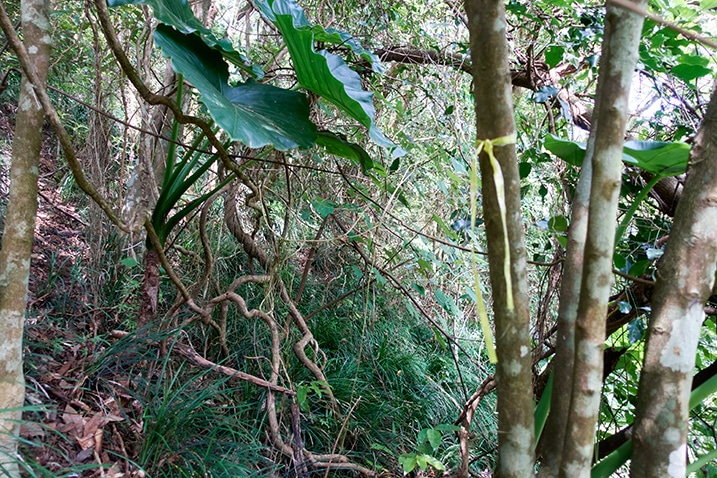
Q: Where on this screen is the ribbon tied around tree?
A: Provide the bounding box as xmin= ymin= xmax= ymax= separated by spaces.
xmin=470 ymin=133 xmax=516 ymax=364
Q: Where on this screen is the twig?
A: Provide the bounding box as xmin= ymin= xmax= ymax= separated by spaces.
xmin=336 ymin=164 xmax=562 ymax=267
xmin=332 ymin=215 xmax=486 ymax=372
xmin=608 ymin=0 xmax=717 ymax=50
xmin=458 ymin=376 xmax=496 ymax=478
xmin=291 ymin=402 xmax=309 ymax=477
xmin=612 ymin=269 xmax=655 ymax=285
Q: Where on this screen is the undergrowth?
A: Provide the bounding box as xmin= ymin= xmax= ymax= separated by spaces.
xmin=18 ymin=237 xmax=496 ymax=476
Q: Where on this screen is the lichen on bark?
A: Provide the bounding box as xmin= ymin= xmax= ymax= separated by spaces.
xmin=0 ymin=1 xmax=51 ymax=475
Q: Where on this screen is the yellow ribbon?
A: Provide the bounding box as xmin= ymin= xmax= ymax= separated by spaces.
xmin=470 ymin=133 xmax=516 ymax=364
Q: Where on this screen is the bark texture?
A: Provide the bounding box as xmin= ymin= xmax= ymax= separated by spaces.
xmin=137 ymin=247 xmax=161 ymax=328
xmin=631 ymin=85 xmax=717 ymax=477
xmin=559 ymin=2 xmax=646 ymax=477
xmin=537 ymin=137 xmax=593 ymax=476
xmin=0 ymin=0 xmax=50 ymax=474
xmin=464 ymin=1 xmax=534 ymax=476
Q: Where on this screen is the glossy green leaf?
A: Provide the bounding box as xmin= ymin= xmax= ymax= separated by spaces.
xmin=534 ymin=373 xmax=553 ymax=447
xmin=676 ymin=54 xmax=709 ymax=67
xmin=689 ymin=368 xmax=717 ymax=409
xmin=591 ymin=441 xmax=632 ymax=478
xmin=316 ymin=131 xmax=374 ymax=173
xmin=622 ymin=140 xmax=690 ymax=176
xmin=311 ymin=26 xmax=384 ymax=74
xmin=255 ymin=0 xmax=400 ymax=152
xmin=687 ymin=448 xmax=717 ymax=474
xmin=545 ymin=45 xmax=565 ymax=68
xmin=154 ymin=25 xmax=317 ymax=150
xmin=519 ymin=162 xmax=532 ymax=178
xmin=548 ymin=215 xmax=568 ymax=233
xmin=546 ymin=135 xmax=690 ymax=177
xmin=618 ymin=301 xmax=632 ymax=314
xmin=422 ymin=454 xmax=446 ymax=471
xmin=120 ymin=257 xmax=138 ymax=268
xmin=544 ymin=135 xmax=587 ymax=166
xmin=398 ymin=453 xmax=417 ymax=473
xmin=312 ymin=198 xmax=336 ymax=218
xmin=107 ymin=0 xmax=259 ymax=76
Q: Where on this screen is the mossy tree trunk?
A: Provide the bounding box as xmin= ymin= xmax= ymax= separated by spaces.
xmin=0 ymin=0 xmax=51 ymax=475
xmin=631 ymin=84 xmax=717 ymax=478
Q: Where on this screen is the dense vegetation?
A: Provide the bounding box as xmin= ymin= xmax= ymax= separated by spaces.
xmin=1 ymin=0 xmax=716 ymax=476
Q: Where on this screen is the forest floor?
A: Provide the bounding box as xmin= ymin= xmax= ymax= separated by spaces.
xmin=1 ymin=102 xmax=143 ymax=477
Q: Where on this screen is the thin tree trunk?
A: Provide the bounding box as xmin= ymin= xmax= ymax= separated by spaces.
xmin=537 ymin=137 xmax=593 ymax=476
xmin=0 ymin=1 xmax=50 ymax=475
xmin=464 ymin=2 xmax=534 ymax=476
xmin=631 ymin=84 xmax=717 ymax=477
xmin=559 ymin=2 xmax=646 ymax=477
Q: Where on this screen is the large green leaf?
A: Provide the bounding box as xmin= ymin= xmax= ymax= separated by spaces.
xmin=316 ymin=131 xmax=374 ymax=173
xmin=622 ymin=140 xmax=690 ymax=176
xmin=255 ymin=0 xmax=399 ymax=151
xmin=543 ymin=135 xmax=588 ymax=166
xmin=545 ymin=135 xmax=689 ymax=176
xmin=154 ymin=24 xmax=317 ymax=150
xmin=311 ymin=26 xmax=384 ymax=74
xmin=107 ymin=0 xmax=260 ymax=76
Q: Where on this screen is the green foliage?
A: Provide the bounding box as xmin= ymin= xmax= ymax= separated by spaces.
xmin=154 ymin=26 xmax=317 ymax=150
xmin=151 ymin=117 xmax=232 ymax=246
xmin=296 ymin=380 xmax=330 ymax=411
xmin=107 ymin=0 xmax=260 ymax=77
xmin=134 ymin=366 xmax=268 ymax=477
xmin=592 ymin=368 xmax=717 ymax=476
xmin=255 ymin=0 xmax=399 ymax=151
xmin=316 ymin=130 xmax=375 ymax=173
xmin=396 ymin=424 xmax=461 ymax=473
xmin=544 ymin=135 xmax=690 ymax=175
xmin=11 ymin=0 xmax=717 ymax=475
xmin=110 ymin=0 xmax=386 ymax=162
xmin=534 ymin=373 xmax=553 ymax=447
xmin=545 ymin=135 xmax=691 ymax=246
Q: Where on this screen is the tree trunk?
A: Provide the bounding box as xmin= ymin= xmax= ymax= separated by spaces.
xmin=0 ymin=1 xmax=51 ymax=475
xmin=558 ymin=2 xmax=646 ymax=477
xmin=464 ymin=2 xmax=534 ymax=476
xmin=537 ymin=135 xmax=593 ymax=477
xmin=631 ymin=84 xmax=717 ymax=477
xmin=137 ymin=246 xmax=161 ymax=328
